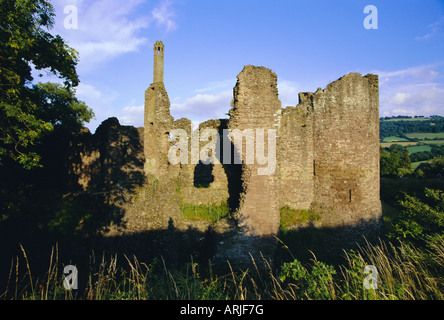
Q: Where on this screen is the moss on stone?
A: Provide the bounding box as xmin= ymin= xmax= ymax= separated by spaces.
xmin=280 ymin=206 xmax=321 ymax=230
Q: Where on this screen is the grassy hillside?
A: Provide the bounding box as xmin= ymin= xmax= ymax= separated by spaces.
xmin=380 ymin=116 xmax=444 ymax=168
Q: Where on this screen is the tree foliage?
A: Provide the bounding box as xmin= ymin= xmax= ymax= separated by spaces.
xmin=33 ymin=82 xmax=94 ymax=131
xmin=380 ymin=145 xmax=412 ymax=176
xmin=380 ymin=117 xmax=444 ymax=140
xmin=0 ymin=0 xmax=91 ymax=169
xmin=390 ymin=188 xmax=444 ymax=243
xmin=415 ymin=156 xmax=444 ymax=178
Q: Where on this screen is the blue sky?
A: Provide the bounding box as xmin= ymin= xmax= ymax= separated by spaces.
xmin=44 ymin=0 xmax=444 ymax=132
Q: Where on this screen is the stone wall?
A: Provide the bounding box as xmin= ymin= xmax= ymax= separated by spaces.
xmin=144 ymin=82 xmax=173 ymax=177
xmin=228 ymin=65 xmax=282 ymax=236
xmin=179 ymin=119 xmax=229 ymax=206
xmin=278 ymin=73 xmax=381 ymax=228
xmin=279 ymin=103 xmax=315 ymax=210
xmin=68 ymin=117 xmax=145 ymax=192
xmin=310 ymin=73 xmax=381 ymax=226
xmin=73 ymin=59 xmax=383 ymax=269
xmin=140 ymin=65 xmax=381 ymax=235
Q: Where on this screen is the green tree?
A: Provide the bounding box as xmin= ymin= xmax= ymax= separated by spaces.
xmin=390 ymin=188 xmax=444 ymax=243
xmin=380 ymin=147 xmax=391 ymax=176
xmin=389 ymin=144 xmax=401 ymax=162
xmin=398 ymin=147 xmax=412 ymax=176
xmin=0 ymin=0 xmax=88 ymax=169
xmin=380 ymin=145 xmax=412 ymax=176
xmin=380 ymin=146 xmax=399 ymax=176
xmin=425 ymin=156 xmax=444 ymax=176
xmin=399 ymin=147 xmax=411 ymax=170
xmin=33 ymin=82 xmax=94 ymax=131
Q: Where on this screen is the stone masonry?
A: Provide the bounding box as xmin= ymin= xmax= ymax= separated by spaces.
xmin=228 ymin=66 xmax=282 ymax=236
xmin=68 ymin=41 xmax=382 ymax=268
xmin=143 ymin=41 xmax=382 ymax=238
xmin=279 ymin=73 xmax=381 ymax=227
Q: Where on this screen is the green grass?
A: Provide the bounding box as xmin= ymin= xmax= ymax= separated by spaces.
xmin=279 ymin=206 xmax=320 ymax=231
xmin=181 ymin=202 xmax=229 ymax=222
xmin=4 ymin=178 xmax=444 ymax=300
xmin=423 ymin=140 xmax=444 ymax=145
xmin=406 ymin=145 xmax=432 ymax=153
xmin=412 ymin=160 xmax=428 ymax=170
xmin=382 ymin=136 xmax=410 ymax=143
xmin=405 ymin=132 xmax=444 ymax=140
xmin=380 ymin=142 xmax=418 ymax=148
xmin=4 ymin=235 xmax=444 ymax=300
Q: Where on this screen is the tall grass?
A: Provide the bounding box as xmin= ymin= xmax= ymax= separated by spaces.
xmin=338 ymin=237 xmax=444 ymax=300
xmin=2 ymin=235 xmax=443 ymax=300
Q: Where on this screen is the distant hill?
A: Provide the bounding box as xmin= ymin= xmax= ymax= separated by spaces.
xmin=379 ymin=115 xmax=444 ymax=169
xmin=380 ymin=116 xmax=444 ymax=140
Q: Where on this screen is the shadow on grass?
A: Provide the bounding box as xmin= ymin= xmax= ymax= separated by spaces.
xmin=275 ymin=217 xmax=384 ymax=268
xmin=0 ymin=118 xmax=146 ymax=293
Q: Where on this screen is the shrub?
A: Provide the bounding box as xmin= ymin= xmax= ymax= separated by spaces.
xmin=389 ymin=188 xmax=444 ymax=243
xmin=279 ymin=258 xmax=336 ymax=299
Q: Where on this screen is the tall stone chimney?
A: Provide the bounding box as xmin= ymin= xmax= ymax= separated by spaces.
xmin=153 ymin=41 xmax=164 ymax=83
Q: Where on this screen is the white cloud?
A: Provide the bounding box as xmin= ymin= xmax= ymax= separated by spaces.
xmin=51 ymin=0 xmax=177 ymax=72
xmin=116 ymin=90 xmax=233 ymax=129
xmin=390 ymin=92 xmax=411 ymax=105
xmin=119 ymin=105 xmax=144 ymax=127
xmin=168 ymin=78 xmax=235 ymax=123
xmin=195 ymin=79 xmax=235 ymax=94
xmin=152 ymin=0 xmax=177 ymax=32
xmin=171 ymin=90 xmax=232 ymax=122
xmin=378 ymin=64 xmax=441 ymax=83
xmin=76 ymin=83 xmax=103 ymax=100
xmin=277 ymin=79 xmax=300 ymax=107
xmin=170 ymin=78 xmax=303 ymax=123
xmin=415 ymin=15 xmax=444 ymax=40
xmin=76 ymin=83 xmax=118 ymax=132
xmin=373 ymin=63 xmax=444 ymax=117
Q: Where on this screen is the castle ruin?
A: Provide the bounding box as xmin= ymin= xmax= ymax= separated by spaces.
xmin=69 ymin=41 xmax=382 ymax=268
xmin=143 ymin=41 xmax=381 ymax=236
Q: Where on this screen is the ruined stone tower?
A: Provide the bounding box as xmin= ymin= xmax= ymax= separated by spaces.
xmin=228 ymin=66 xmax=282 ymax=236
xmin=144 ymin=41 xmax=173 ymax=177
xmin=278 ymin=73 xmax=381 ymax=227
xmin=140 ymin=41 xmax=382 ymax=266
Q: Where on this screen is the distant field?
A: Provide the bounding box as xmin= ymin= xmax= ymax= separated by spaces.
xmin=382 ymin=136 xmax=410 ymax=143
xmin=380 ymin=142 xmax=419 ymax=148
xmin=381 ymin=140 xmax=444 ymax=148
xmin=382 ymin=118 xmax=431 ymax=122
xmin=412 ymin=161 xmax=428 ymax=170
xmin=406 ymin=145 xmax=432 ymax=153
xmin=423 ymin=140 xmax=444 ymax=145
xmin=405 ymin=132 xmax=444 ymax=140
